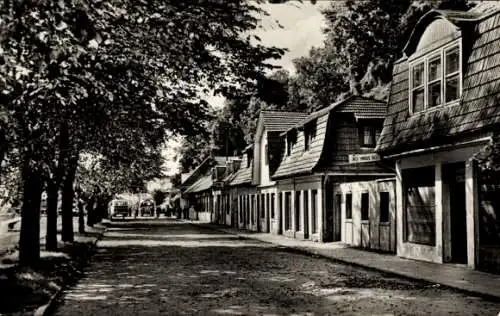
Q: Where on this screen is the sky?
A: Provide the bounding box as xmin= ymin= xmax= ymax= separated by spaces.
xmin=160 ymin=1 xmax=329 ymax=178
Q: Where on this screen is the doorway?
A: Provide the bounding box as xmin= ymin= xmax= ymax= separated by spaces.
xmin=334 ymin=193 xmax=342 ymax=241
xmin=446 ymin=162 xmax=468 ymax=264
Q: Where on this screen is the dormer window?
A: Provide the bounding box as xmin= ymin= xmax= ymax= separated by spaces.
xmin=359 ymin=122 xmax=382 ymax=148
xmin=304 ymin=120 xmax=317 ymax=151
xmin=246 ymin=150 xmax=253 ymax=168
xmin=409 ymin=41 xmax=461 ymax=114
xmin=286 ymin=130 xmax=297 ymax=156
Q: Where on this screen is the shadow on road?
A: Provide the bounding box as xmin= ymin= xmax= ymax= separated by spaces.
xmin=52 ymin=220 xmax=500 ymax=316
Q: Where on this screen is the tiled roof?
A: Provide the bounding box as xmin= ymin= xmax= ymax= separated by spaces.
xmin=181 ymin=155 xmax=231 ymax=189
xmin=260 ymin=111 xmax=309 ymax=132
xmin=283 ymin=96 xmax=387 ymax=135
xmin=377 ymin=7 xmax=500 ymax=154
xmin=229 ymin=152 xmax=253 ymax=186
xmin=273 ymin=96 xmax=388 ymax=179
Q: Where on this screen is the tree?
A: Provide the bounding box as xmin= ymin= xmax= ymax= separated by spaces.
xmin=0 ymin=0 xmax=286 ymax=266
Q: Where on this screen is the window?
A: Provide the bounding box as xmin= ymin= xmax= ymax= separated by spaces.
xmin=278 ymin=192 xmax=283 ymax=222
xmin=380 ymin=192 xmax=390 ymax=223
xmin=311 ymin=190 xmax=317 ymax=233
xmin=409 ymin=42 xmax=461 ymax=113
xmin=270 ymin=193 xmax=275 ymax=219
xmin=266 ymin=194 xmax=270 ymax=219
xmin=226 ymin=194 xmax=230 ymax=215
xmin=361 ymin=193 xmax=369 ymax=221
xmin=345 ymin=193 xmax=352 ymax=220
xmin=295 ymin=191 xmax=301 ymax=231
xmin=304 ymin=120 xmax=317 ymax=151
xmin=286 ymin=130 xmax=297 ymax=156
xmin=404 ymin=167 xmax=435 ymax=246
xmin=360 ymin=125 xmax=381 ymax=147
xmin=251 ymin=195 xmax=255 ymax=224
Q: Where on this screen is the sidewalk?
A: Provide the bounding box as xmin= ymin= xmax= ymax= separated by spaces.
xmin=186 ymin=220 xmax=500 ymax=300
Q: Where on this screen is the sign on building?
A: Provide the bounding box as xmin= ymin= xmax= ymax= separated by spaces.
xmin=348 ymin=153 xmax=381 ymax=164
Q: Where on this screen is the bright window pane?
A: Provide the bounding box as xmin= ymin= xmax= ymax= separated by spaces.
xmin=446 ymin=47 xmax=459 ymax=74
xmin=428 ymin=81 xmax=441 ymax=107
xmin=446 ymin=75 xmax=459 ymax=102
xmin=412 ymin=63 xmax=424 ymax=87
xmin=412 ymin=88 xmax=424 ymax=112
xmin=428 ymin=57 xmax=441 ymax=81
xmin=363 ymin=126 xmax=374 ymax=146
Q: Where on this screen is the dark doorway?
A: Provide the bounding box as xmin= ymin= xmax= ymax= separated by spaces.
xmin=324 ymin=182 xmax=334 ymax=242
xmin=334 ymin=194 xmax=342 ymax=241
xmin=446 ymin=162 xmax=468 ymax=264
xmin=304 ymin=192 xmax=309 ymax=239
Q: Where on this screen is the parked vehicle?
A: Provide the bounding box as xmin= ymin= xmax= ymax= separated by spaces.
xmin=109 ymin=199 xmax=130 ymax=219
xmin=139 ymin=199 xmax=155 ymax=217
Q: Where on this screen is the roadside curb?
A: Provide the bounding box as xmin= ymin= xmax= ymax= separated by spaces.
xmin=187 ymin=221 xmax=500 ymax=301
xmin=33 ymin=226 xmax=107 ymax=316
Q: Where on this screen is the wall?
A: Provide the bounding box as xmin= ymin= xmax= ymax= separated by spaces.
xmin=335 ymin=179 xmax=396 ymax=253
xmin=395 ymin=143 xmax=485 ymax=267
xmin=277 ymin=175 xmax=323 ymax=241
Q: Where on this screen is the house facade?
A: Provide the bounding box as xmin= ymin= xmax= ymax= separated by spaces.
xmin=181 ymin=156 xmax=237 ymax=222
xmin=272 ymin=96 xmax=395 ymax=248
xmin=252 ymin=111 xmax=309 ymax=234
xmin=376 ymin=6 xmax=500 ymax=271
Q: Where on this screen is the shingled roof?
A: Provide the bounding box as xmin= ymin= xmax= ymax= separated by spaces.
xmin=181 ymin=156 xmax=233 ymax=194
xmin=377 ymin=6 xmax=500 ymax=155
xmin=229 ymin=147 xmax=254 ymax=186
xmin=273 ymin=96 xmax=388 ymax=179
xmin=259 ymin=111 xmax=309 ymax=132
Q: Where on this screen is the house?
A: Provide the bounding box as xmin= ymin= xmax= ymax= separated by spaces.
xmin=272 ymin=96 xmax=394 ymax=246
xmin=376 ymin=5 xmax=500 ymax=271
xmin=252 ymin=111 xmax=309 ymax=234
xmin=181 ymin=156 xmax=237 ymax=222
xmin=228 ymin=145 xmax=258 ymax=230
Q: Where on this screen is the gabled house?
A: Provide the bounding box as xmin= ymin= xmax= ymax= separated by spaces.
xmin=228 ymin=145 xmax=258 ymax=230
xmin=272 ymin=96 xmax=394 ymax=245
xmin=376 ymin=5 xmax=500 ymax=271
xmin=181 ymin=155 xmax=237 ymax=222
xmin=252 ymin=111 xmax=308 ymax=234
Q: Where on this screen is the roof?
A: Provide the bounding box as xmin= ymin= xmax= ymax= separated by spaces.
xmin=282 ymin=96 xmax=387 ymax=136
xmin=377 ymin=7 xmax=500 ymax=155
xmin=229 ymin=152 xmax=253 ymax=186
xmin=184 ymin=173 xmax=212 ymax=194
xmin=273 ymin=96 xmax=388 ymax=179
xmin=259 ymin=111 xmax=309 ymax=132
xmin=181 ymin=155 xmax=232 ymax=188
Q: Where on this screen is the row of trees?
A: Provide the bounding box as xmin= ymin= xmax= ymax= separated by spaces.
xmin=177 ymin=0 xmax=475 ymax=175
xmin=0 ymin=0 xmax=287 ymax=267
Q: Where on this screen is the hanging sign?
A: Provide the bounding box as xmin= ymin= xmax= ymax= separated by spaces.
xmin=348 ymin=153 xmax=381 ymax=164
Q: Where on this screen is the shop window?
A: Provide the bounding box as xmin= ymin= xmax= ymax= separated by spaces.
xmin=380 ymin=192 xmax=390 ymax=223
xmin=404 ymin=167 xmax=436 ymax=246
xmin=361 ymin=193 xmax=369 ymax=221
xmin=345 ymin=193 xmax=352 ymax=220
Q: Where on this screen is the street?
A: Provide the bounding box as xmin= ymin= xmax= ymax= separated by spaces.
xmin=52 ymin=220 xmax=500 ymax=316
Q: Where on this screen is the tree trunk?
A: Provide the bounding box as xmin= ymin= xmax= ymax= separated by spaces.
xmin=45 ymin=181 xmax=59 ymax=251
xmin=61 ymin=159 xmax=77 ymax=243
xmin=19 ymin=160 xmax=43 ymax=267
xmin=76 ymin=190 xmax=85 ymax=233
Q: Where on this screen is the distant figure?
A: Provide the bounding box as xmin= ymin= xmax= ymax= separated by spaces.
xmin=189 ymin=205 xmax=195 ymax=220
